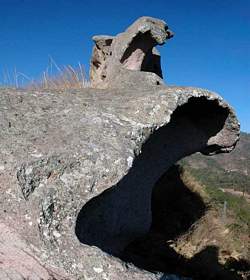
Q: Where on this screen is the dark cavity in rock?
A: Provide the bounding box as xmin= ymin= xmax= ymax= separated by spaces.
xmin=75 ymin=97 xmax=229 ymax=257
xmin=120 ymin=31 xmax=163 ymax=77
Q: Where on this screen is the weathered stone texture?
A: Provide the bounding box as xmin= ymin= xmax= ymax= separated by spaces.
xmin=0 ymin=85 xmax=239 ymax=279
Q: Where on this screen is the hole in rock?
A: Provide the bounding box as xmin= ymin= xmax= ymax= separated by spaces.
xmin=75 ymin=97 xmax=237 ymax=278
xmin=120 ymin=31 xmax=163 ymax=78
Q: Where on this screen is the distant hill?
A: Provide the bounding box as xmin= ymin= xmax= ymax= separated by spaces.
xmin=181 ymin=132 xmax=250 ymax=194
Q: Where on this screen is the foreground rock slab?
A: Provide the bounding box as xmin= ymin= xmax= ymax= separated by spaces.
xmin=0 ymin=85 xmax=239 ymax=279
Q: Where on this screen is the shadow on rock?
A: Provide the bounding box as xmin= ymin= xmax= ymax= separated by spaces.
xmin=75 ymin=97 xmax=229 ymax=255
xmin=74 ymin=98 xmax=246 ymax=279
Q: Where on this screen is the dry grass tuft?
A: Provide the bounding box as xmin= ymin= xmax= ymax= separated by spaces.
xmin=1 ymin=57 xmax=90 ymax=90
xmin=27 ymin=64 xmax=90 ymax=90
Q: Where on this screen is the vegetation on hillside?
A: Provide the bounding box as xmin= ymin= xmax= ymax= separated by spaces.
xmin=174 ymin=164 xmax=250 ymax=279
xmin=181 ymin=162 xmax=250 ymax=243
xmin=124 ymin=163 xmax=250 ymax=279
xmin=179 ymin=133 xmax=250 ymax=260
xmin=182 ymin=132 xmax=250 ymax=194
xmin=172 ymin=135 xmax=250 ymax=279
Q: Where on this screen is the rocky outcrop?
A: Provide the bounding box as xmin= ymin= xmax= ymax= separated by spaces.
xmin=90 ymin=16 xmax=173 ymax=88
xmin=0 ymin=16 xmax=240 ymax=280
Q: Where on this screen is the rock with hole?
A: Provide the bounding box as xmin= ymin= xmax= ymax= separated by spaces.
xmin=0 ymin=16 xmax=240 ymax=280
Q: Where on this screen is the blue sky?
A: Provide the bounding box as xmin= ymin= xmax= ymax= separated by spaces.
xmin=0 ymin=0 xmax=249 ymax=132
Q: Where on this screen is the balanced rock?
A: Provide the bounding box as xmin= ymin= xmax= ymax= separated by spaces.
xmin=90 ymin=16 xmax=173 ymax=88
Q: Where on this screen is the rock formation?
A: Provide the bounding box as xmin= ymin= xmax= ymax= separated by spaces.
xmin=89 ymin=16 xmax=173 ymax=88
xmin=0 ymin=17 xmax=240 ymax=280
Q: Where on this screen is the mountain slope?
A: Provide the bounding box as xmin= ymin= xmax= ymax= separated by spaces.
xmin=182 ymin=132 xmax=250 ymax=194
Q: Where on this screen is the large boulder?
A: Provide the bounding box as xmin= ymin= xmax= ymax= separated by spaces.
xmin=0 ymin=16 xmax=239 ymax=280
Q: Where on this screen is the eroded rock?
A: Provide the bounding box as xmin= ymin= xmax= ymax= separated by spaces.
xmin=0 ymin=16 xmax=240 ymax=280
xmin=90 ymin=16 xmax=173 ymax=88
